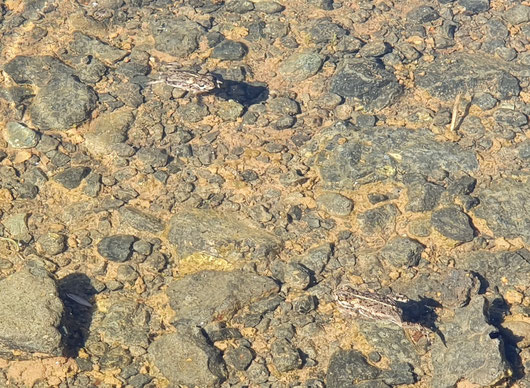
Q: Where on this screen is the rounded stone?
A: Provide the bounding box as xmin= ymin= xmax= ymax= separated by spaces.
xmin=29 ymin=76 xmax=97 ymax=130
xmin=53 ymin=167 xmax=91 ymax=189
xmin=4 ymin=122 xmax=39 ymax=148
xmin=97 ymin=235 xmax=136 ymax=262
xmin=278 ymin=51 xmax=323 ymax=82
xmin=224 ymin=346 xmax=254 ymax=371
xmin=212 ymin=40 xmax=247 ymax=60
xmin=316 ymin=192 xmax=354 ymax=216
xmin=37 ymin=233 xmax=67 ymax=256
xmin=431 ymin=207 xmax=474 ymax=242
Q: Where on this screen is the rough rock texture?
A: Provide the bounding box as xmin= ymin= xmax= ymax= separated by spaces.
xmin=99 ymin=298 xmax=150 ymax=348
xmin=168 ymin=209 xmax=282 ymax=261
xmin=331 ymin=58 xmax=403 ymax=110
xmin=167 ymin=270 xmax=279 ymax=326
xmin=0 ymin=264 xmax=63 ymax=358
xmin=148 ymin=327 xmax=227 ymax=387
xmin=415 ymin=53 xmax=522 ymax=100
xmin=474 ymin=178 xmax=530 ymax=244
xmin=29 ymin=76 xmax=97 ymax=130
xmin=431 ymin=296 xmax=510 ymax=387
xmin=455 ymin=249 xmax=530 ymax=291
xmin=119 ymin=206 xmax=165 ymax=233
xmin=306 ymin=126 xmax=478 ymax=190
xmin=83 ymin=109 xmax=135 ymax=155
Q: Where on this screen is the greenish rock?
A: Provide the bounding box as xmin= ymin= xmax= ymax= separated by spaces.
xmin=29 ymin=76 xmax=97 ymax=130
xmin=214 ymin=100 xmax=245 ymax=121
xmin=2 ymin=213 xmax=31 ymax=242
xmin=84 ymin=109 xmax=135 ymax=155
xmin=279 ymin=51 xmax=323 ymax=82
xmin=4 ymin=122 xmax=39 ymax=149
xmin=167 ymin=209 xmax=282 ymax=261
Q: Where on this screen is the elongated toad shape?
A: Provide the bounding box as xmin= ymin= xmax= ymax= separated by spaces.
xmin=149 ymin=64 xmax=221 ymax=95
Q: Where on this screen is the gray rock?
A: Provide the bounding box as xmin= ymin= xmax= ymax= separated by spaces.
xmin=4 ymin=122 xmax=39 ymax=148
xmin=97 ymin=235 xmax=136 ymax=262
xmin=436 ymin=269 xmax=480 ymax=307
xmin=306 ymin=126 xmax=478 ymax=190
xmin=3 ymin=55 xmax=74 ymax=87
xmin=23 ymin=167 xmax=48 ymax=187
xmin=214 ymin=99 xmax=245 ymax=121
xmin=357 ymin=204 xmax=400 ymax=234
xmin=293 ymin=294 xmax=317 ymax=314
xmin=355 ymin=321 xmax=420 ymax=372
xmin=405 ymin=178 xmax=444 ymax=212
xmin=431 ymin=207 xmax=474 ymax=242
xmin=99 ymin=298 xmax=150 ymax=348
xmin=37 ymin=233 xmax=66 ymax=256
xmin=226 ymin=0 xmax=254 ymax=13
xmin=48 ymin=150 xmax=71 ymax=167
xmin=278 ymin=51 xmax=323 ymax=82
xmin=326 ymin=349 xmax=383 ymax=387
xmin=331 ymin=58 xmax=402 ymax=111
xmin=455 ymin=249 xmax=530 ymax=291
xmin=358 ymin=41 xmax=391 ymax=58
xmin=195 ymin=144 xmax=216 ymax=165
xmin=2 ymin=212 xmax=31 ymax=242
xmin=458 ymin=0 xmax=490 ymax=14
xmin=167 ymin=209 xmax=282 ymax=260
xmin=212 ymin=40 xmax=247 ymax=60
xmin=518 ymin=140 xmax=530 ymax=159
xmin=68 ymin=31 xmax=127 ymax=65
xmin=36 ymin=134 xmax=59 ymax=153
xmin=113 ymin=82 xmax=143 ymax=108
xmin=504 ymin=4 xmax=530 ymax=25
xmin=380 ymin=236 xmax=424 ymax=267
xmin=14 ymin=182 xmax=39 ymax=200
xmin=176 ymin=101 xmax=210 ymax=122
xmin=246 ymin=360 xmax=270 ymax=383
xmin=472 ymin=93 xmax=498 ymax=110
xmin=270 ymin=339 xmax=302 ymax=372
xmin=0 ymin=265 xmax=63 ymax=358
xmin=84 ymin=109 xmax=135 ymax=156
xmin=224 ymin=346 xmax=254 ymax=371
xmin=407 ymin=6 xmax=440 ymax=23
xmin=474 ymin=178 xmax=530 ymax=244
xmin=298 ymin=243 xmax=333 ymax=275
xmin=306 ymin=18 xmax=348 ymax=44
xmin=29 ymin=76 xmax=97 ymax=130
xmin=415 ymin=53 xmax=522 ymax=101
xmin=277 ymin=262 xmax=312 ymax=290
xmin=151 ymin=18 xmax=205 ymax=57
xmin=167 ymin=270 xmax=279 ymax=326
xmin=493 ymin=109 xmax=528 ymax=127
xmin=99 ymin=346 xmax=132 ymax=370
xmin=53 ymin=167 xmax=90 ymax=189
xmin=148 ymin=327 xmax=227 ymax=387
xmin=255 ymin=1 xmax=284 ymax=13
xmin=432 ymin=296 xmax=510 ymax=387
xmin=136 ymin=147 xmax=168 ymax=167
xmin=316 ymin=192 xmax=354 ymax=216
xmin=83 ymin=172 xmax=102 ymax=197
xmin=392 ymin=269 xmax=480 ymax=309
xmin=274 ymin=115 xmax=296 ymax=130
xmin=268 ymin=97 xmax=300 ymax=115
xmin=119 ymin=206 xmax=165 ymax=233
